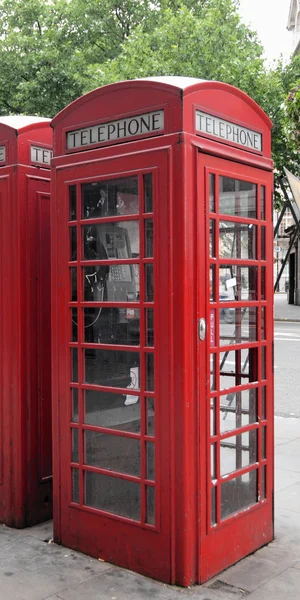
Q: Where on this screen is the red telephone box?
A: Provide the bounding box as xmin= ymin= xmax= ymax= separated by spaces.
xmin=51 ymin=77 xmax=274 ymax=585
xmin=0 ymin=116 xmax=53 ymax=527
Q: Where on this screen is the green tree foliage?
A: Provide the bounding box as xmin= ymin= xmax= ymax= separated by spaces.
xmin=0 ymin=0 xmax=298 ymax=203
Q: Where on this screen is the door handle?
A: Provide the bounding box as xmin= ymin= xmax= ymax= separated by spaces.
xmin=198 ymin=318 xmax=206 ymax=341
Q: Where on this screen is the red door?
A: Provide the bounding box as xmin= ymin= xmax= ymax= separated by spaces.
xmin=197 ymin=154 xmax=274 ymax=581
xmin=53 ymin=150 xmax=171 ymax=581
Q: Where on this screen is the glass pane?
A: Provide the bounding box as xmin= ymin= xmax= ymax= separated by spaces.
xmin=262 ymin=426 xmax=266 ymax=459
xmin=261 ymin=346 xmax=266 ymax=380
xmin=72 ymin=468 xmax=79 ymax=503
xmin=145 ymin=264 xmax=154 ymax=301
xmin=83 ymin=221 xmax=139 ymax=261
xmin=219 ymin=307 xmax=257 ymax=345
xmin=84 ymin=349 xmax=140 ymax=389
xmin=209 ymin=173 xmax=215 ymax=213
xmin=144 ymin=173 xmax=153 ymax=213
xmin=220 ymin=349 xmax=255 ymax=390
xmin=145 ymin=219 xmax=153 ymax=257
xmin=145 ymin=309 xmax=154 ymax=346
xmin=71 ymin=308 xmax=78 ymax=342
xmin=211 ymin=486 xmax=217 ymax=525
xmin=219 ymin=265 xmax=258 ymax=301
xmin=85 ymin=471 xmax=140 ymax=520
xmin=260 ymin=186 xmax=265 ymax=220
xmin=221 ymin=470 xmax=258 ymax=520
xmin=146 ymin=486 xmax=155 ymax=525
xmin=146 ymin=353 xmax=154 ymax=391
xmin=261 ymin=267 xmax=266 ymax=299
xmin=146 ymin=397 xmax=155 ymax=435
xmin=219 ymin=177 xmax=257 ymax=218
xmin=71 ymin=349 xmax=78 ymax=382
xmin=209 ymin=220 xmax=215 ymax=257
xmin=84 ymin=307 xmax=140 ymax=346
xmin=261 ymin=307 xmax=266 ymax=340
xmin=84 ymin=389 xmax=140 ymax=433
xmin=72 ymin=388 xmax=79 ymax=423
xmin=261 ymin=386 xmax=266 ymax=420
xmin=83 ymin=264 xmax=139 ymax=302
xmin=220 ymin=430 xmax=258 ymax=476
xmin=84 ymin=430 xmax=140 ymax=476
xmin=210 ymin=265 xmax=215 ymax=301
xmin=261 ymin=226 xmax=266 ymax=260
xmin=210 ymin=397 xmax=216 ymax=436
xmin=69 ymin=185 xmax=76 ymax=221
xmin=210 ymin=354 xmax=216 ymax=390
xmin=82 ymin=176 xmax=138 ymax=219
xmin=209 ymin=309 xmax=216 ymax=347
xmin=146 ymin=442 xmax=155 ymax=480
xmin=211 ymin=444 xmax=216 ymax=480
xmin=220 ymin=388 xmax=258 ymax=433
xmin=70 ymin=226 xmax=77 ymax=261
xmin=219 ymin=221 xmax=256 ymax=259
xmin=72 ymin=428 xmax=79 ymax=463
xmin=71 ymin=267 xmax=77 ymax=301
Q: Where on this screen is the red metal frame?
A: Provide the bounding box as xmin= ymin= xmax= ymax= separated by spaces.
xmin=51 ymin=77 xmax=273 ymax=586
xmin=0 ymin=118 xmax=53 ymax=527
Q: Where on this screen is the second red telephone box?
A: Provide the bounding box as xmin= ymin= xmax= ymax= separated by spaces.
xmin=0 ymin=117 xmax=53 ymax=527
xmin=51 ymin=77 xmax=274 ymax=585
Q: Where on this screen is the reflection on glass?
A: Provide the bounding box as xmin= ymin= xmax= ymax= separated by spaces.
xmin=220 ymin=388 xmax=258 ymax=433
xmin=210 ymin=310 xmax=216 ymax=347
xmin=71 ymin=308 xmax=78 ymax=342
xmin=145 ymin=309 xmax=154 ymax=346
xmin=145 ymin=220 xmax=153 ymax=257
xmin=146 ymin=353 xmax=154 ymax=391
xmin=85 ymin=471 xmax=140 ymax=520
xmin=84 ymin=389 xmax=140 ymax=433
xmin=219 ymin=308 xmax=257 ymax=345
xmin=210 ymin=353 xmax=216 ymax=390
xmin=261 ymin=346 xmax=266 ymax=380
xmin=260 ymin=186 xmax=265 ymax=220
xmin=210 ymin=220 xmax=215 ymax=257
xmin=261 ymin=307 xmax=266 ymax=340
xmin=261 ymin=386 xmax=266 ymax=420
xmin=219 ymin=265 xmax=258 ymax=301
xmin=261 ymin=267 xmax=266 ymax=299
xmin=146 ymin=486 xmax=155 ymax=525
xmin=146 ymin=442 xmax=155 ymax=480
xmin=82 ymin=176 xmax=138 ymax=219
xmin=209 ymin=173 xmax=215 ymax=213
xmin=71 ymin=349 xmax=78 ymax=382
xmin=72 ymin=468 xmax=79 ymax=503
xmin=220 ymin=430 xmax=257 ymax=476
xmin=71 ymin=267 xmax=77 ymax=301
xmin=146 ymin=397 xmax=155 ymax=435
xmin=145 ymin=264 xmax=154 ymax=302
xmin=72 ymin=428 xmax=79 ymax=463
xmin=210 ymin=266 xmax=215 ymax=301
xmin=84 ymin=307 xmax=140 ymax=346
xmin=262 ymin=426 xmax=266 ymax=459
xmin=83 ymin=222 xmax=139 ymax=261
xmin=219 ymin=177 xmax=257 ymax=218
xmin=84 ymin=430 xmax=140 ymax=476
xmin=84 ymin=349 xmax=140 ymax=389
xmin=211 ymin=486 xmax=217 ymax=525
xmin=72 ymin=388 xmax=79 ymax=423
xmin=219 ymin=221 xmax=256 ymax=259
xmin=83 ymin=264 xmax=139 ymax=303
xmin=70 ymin=226 xmax=77 ymax=261
xmin=211 ymin=444 xmax=216 ymax=479
xmin=210 ymin=398 xmax=216 ymax=436
xmin=144 ymin=173 xmax=153 ymax=213
xmin=221 ymin=471 xmax=257 ymax=520
xmin=69 ymin=185 xmax=77 ymax=221
xmin=220 ymin=348 xmax=258 ymax=390
xmin=261 ymin=226 xmax=266 ymax=260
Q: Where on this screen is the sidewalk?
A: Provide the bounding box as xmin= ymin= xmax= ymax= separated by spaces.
xmin=0 ymin=416 xmax=300 ymax=600
xmin=274 ymin=292 xmax=300 ymax=322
